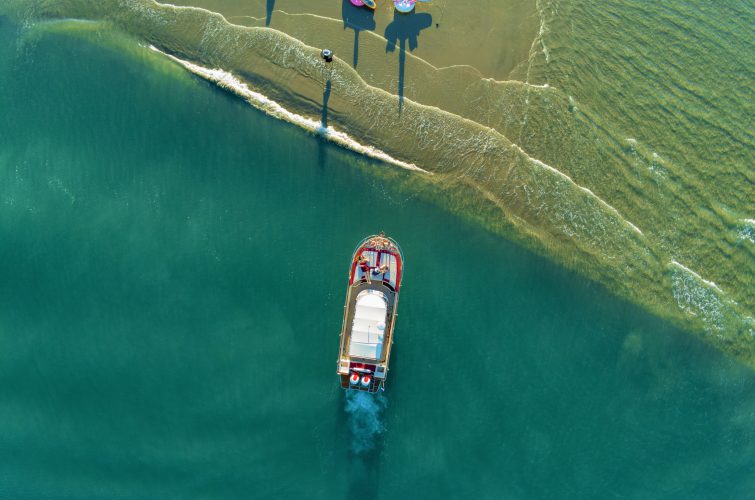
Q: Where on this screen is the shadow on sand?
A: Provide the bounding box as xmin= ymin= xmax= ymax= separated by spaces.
xmin=321 ymin=79 xmax=332 ymax=128
xmin=341 ymin=0 xmax=376 ymax=68
xmin=266 ymin=0 xmax=275 ymax=26
xmin=384 ymin=10 xmax=432 ymax=113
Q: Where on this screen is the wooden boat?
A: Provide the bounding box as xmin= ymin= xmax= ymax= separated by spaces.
xmin=337 ymin=233 xmax=404 ymax=392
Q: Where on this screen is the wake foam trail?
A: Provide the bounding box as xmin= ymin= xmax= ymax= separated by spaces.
xmin=344 ymin=391 xmax=387 ymax=455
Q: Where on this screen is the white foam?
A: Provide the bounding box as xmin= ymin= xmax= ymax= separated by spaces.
xmin=511 ymin=144 xmax=645 ymax=237
xmin=738 ymin=218 xmax=755 ymax=244
xmin=670 ymin=260 xmax=723 ymax=293
xmin=149 ymin=46 xmax=429 ymax=174
xmin=668 ymin=259 xmax=734 ymax=333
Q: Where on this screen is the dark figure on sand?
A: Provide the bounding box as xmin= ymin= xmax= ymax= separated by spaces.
xmin=384 ymin=10 xmax=432 ymax=113
xmin=341 ymin=0 xmax=377 ymax=68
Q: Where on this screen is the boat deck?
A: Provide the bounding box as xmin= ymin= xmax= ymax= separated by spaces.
xmin=340 ymin=279 xmax=396 ymax=366
xmin=338 ymin=233 xmax=403 ymax=393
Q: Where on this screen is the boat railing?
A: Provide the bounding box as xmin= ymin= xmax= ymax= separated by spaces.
xmin=388 ymin=236 xmax=404 ymax=265
xmin=351 ymin=233 xmax=405 ymax=262
xmin=347 ymin=379 xmax=382 ymax=393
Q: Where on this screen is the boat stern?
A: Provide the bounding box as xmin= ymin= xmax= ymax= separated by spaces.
xmin=338 ymin=360 xmax=385 ymax=393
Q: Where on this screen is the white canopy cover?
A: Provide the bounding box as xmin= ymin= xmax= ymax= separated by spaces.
xmin=348 ymin=290 xmax=388 ymax=360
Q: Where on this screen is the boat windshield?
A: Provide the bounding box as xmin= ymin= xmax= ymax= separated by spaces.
xmin=348 ymin=290 xmax=387 ymax=360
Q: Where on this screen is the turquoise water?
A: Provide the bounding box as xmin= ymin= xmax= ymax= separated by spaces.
xmin=0 ymin=19 xmax=754 ymax=499
xmin=4 ymin=0 xmax=753 ymax=362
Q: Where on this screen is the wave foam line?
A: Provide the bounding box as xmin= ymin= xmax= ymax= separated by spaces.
xmin=149 ymin=46 xmax=429 ymax=174
xmin=670 ymin=260 xmax=723 ymax=293
xmin=511 ymin=144 xmax=645 ymax=236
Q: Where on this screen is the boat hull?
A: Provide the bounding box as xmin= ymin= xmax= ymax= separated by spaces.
xmin=337 ymin=234 xmax=403 ymax=393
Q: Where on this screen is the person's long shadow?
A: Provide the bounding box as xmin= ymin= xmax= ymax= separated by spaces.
xmin=321 ymin=79 xmax=332 ymax=128
xmin=266 ymin=0 xmax=275 ymax=26
xmin=317 ymin=78 xmax=332 ymax=169
xmin=341 ymin=0 xmax=376 ymax=68
xmin=384 ymin=10 xmax=432 ymax=113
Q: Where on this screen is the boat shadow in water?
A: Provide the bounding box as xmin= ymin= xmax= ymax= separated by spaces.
xmin=342 ymin=0 xmax=377 ymax=68
xmin=384 ymin=10 xmax=432 ymax=113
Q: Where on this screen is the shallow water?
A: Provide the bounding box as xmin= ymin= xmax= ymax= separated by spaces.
xmin=4 ymin=0 xmax=751 ymax=363
xmin=0 ymin=19 xmax=753 ymax=499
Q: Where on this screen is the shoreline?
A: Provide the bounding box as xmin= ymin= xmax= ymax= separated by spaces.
xmin=149 ymin=46 xmax=430 ymax=175
xmin=10 ymin=0 xmax=753 ymax=367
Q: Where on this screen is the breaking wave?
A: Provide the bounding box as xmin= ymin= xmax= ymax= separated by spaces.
xmin=150 ymin=46 xmax=428 ymax=173
xmin=670 ymin=260 xmax=726 ymax=331
xmin=739 ymin=219 xmax=755 ymax=245
xmin=669 ymin=261 xmax=754 ymax=353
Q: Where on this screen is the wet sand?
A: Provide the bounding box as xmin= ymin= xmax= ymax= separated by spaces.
xmin=174 ymin=0 xmax=539 ymax=80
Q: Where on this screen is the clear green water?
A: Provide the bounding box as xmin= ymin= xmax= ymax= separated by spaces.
xmin=6 ymin=0 xmax=751 ymax=362
xmin=1 ymin=18 xmax=754 ymax=499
